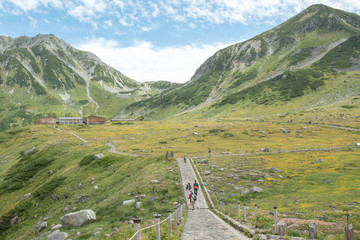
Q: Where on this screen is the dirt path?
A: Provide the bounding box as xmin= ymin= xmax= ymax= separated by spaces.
xmin=53 ymin=126 xmax=88 ymax=143
xmin=177 ymin=158 xmax=249 ymax=240
xmin=106 ymin=142 xmax=138 ymax=157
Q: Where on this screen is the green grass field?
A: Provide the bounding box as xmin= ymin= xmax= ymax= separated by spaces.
xmin=0 ymin=107 xmax=359 ymax=239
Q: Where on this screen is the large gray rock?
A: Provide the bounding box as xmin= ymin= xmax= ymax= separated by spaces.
xmin=47 ymin=230 xmax=69 ymax=240
xmin=250 ymin=186 xmax=263 ymax=193
xmin=60 ymin=210 xmax=96 ymax=228
xmin=51 ymin=224 xmax=63 ymax=230
xmin=200 ymin=159 xmax=208 ymax=164
xmin=204 ymin=171 xmax=211 ymax=175
xmin=94 ymin=153 xmax=104 ymax=160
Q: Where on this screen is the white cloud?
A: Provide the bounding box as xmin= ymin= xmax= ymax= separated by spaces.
xmin=77 ymin=38 xmax=232 ymax=83
xmin=3 ymin=0 xmax=62 ymax=11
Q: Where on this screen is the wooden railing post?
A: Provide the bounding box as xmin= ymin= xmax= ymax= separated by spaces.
xmin=243 ymin=204 xmax=247 ymax=224
xmin=346 ymin=224 xmax=354 ymax=240
xmin=238 ymin=202 xmax=240 ymax=220
xmin=274 ymin=206 xmax=278 ymax=234
xmin=173 ymin=206 xmax=178 ymax=230
xmin=309 ymin=222 xmax=317 ymax=239
xmin=154 ymin=214 xmax=161 ymax=240
xmin=254 ymin=204 xmax=258 ymax=228
xmin=133 ymin=217 xmax=142 ymax=240
xmin=168 ymin=210 xmax=172 ymax=235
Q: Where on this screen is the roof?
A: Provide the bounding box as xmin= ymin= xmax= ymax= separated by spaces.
xmin=59 ymin=117 xmax=83 ymax=120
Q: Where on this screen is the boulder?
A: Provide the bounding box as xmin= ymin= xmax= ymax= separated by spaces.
xmin=269 ymin=167 xmax=280 ymax=173
xmin=77 ymin=183 xmax=83 ymax=189
xmin=193 ymin=132 xmax=200 ymax=136
xmin=200 ymin=159 xmax=208 ymax=164
xmin=281 ymin=128 xmax=287 ymax=134
xmin=150 ymin=180 xmax=159 ymax=184
xmin=204 ymin=171 xmax=211 ymax=175
xmin=241 ymin=189 xmax=250 ymax=195
xmin=23 ymin=193 xmax=31 ymax=200
xmin=38 ymin=221 xmax=48 ymax=232
xmin=219 ymin=168 xmax=225 ymax=172
xmin=258 ymin=131 xmax=266 ymax=135
xmin=135 ymin=202 xmax=141 ymax=209
xmin=313 ymin=159 xmax=323 ymax=163
xmin=260 ymin=147 xmax=270 ymax=152
xmin=123 ymin=199 xmax=135 ymax=205
xmin=60 ymin=209 xmax=96 ymax=228
xmin=51 ymin=224 xmax=63 ymax=230
xmin=227 ymin=174 xmax=234 ymax=178
xmin=47 ymin=230 xmax=69 ymax=240
xmin=250 ymin=186 xmax=263 ymax=193
xmin=94 ymin=153 xmax=104 ymax=160
xmin=24 ymin=147 xmax=36 ymax=155
xmin=10 ymin=215 xmax=18 ymax=225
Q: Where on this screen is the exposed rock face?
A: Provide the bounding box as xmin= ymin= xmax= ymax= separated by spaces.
xmin=47 ymin=230 xmax=69 ymax=240
xmin=60 ymin=210 xmax=96 ymax=228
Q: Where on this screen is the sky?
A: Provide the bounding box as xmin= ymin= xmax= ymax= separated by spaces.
xmin=0 ymin=0 xmax=359 ymax=83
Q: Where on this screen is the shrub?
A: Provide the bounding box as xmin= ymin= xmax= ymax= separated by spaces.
xmin=79 ymin=155 xmax=95 ymax=167
xmin=34 ymin=177 xmax=66 ymax=199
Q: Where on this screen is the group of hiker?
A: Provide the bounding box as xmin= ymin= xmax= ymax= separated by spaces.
xmin=185 ymin=180 xmax=199 ymax=210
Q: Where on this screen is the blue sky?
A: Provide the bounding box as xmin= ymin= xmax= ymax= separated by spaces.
xmin=0 ymin=0 xmax=359 ymax=83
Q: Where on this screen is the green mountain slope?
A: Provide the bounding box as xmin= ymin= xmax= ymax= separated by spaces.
xmin=124 ymin=4 xmax=360 ymax=120
xmin=0 ymin=34 xmax=175 ymax=131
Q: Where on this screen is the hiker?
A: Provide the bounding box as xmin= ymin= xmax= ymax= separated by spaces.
xmin=193 ymin=180 xmax=199 ymax=195
xmin=188 ymin=191 xmax=195 ymax=210
xmin=170 ymin=151 xmax=174 ymax=157
xmin=208 ymin=147 xmax=212 ymax=156
xmin=185 ymin=182 xmax=191 ymax=192
xmin=184 ymin=153 xmax=187 ymax=163
xmin=166 ymin=151 xmax=169 ymax=160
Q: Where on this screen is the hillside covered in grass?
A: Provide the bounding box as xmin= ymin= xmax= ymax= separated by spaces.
xmin=123 ymin=4 xmax=360 ymax=120
xmin=0 ymin=125 xmax=183 ymax=239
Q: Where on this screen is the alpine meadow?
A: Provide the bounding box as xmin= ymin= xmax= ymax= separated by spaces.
xmin=0 ymin=3 xmax=359 ymax=240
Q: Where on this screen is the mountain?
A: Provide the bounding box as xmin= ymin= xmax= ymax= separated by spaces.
xmin=0 ymin=34 xmax=175 ymax=131
xmin=124 ymin=4 xmax=360 ymax=119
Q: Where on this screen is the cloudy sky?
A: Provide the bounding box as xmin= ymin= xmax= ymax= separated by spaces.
xmin=0 ymin=0 xmax=359 ymax=83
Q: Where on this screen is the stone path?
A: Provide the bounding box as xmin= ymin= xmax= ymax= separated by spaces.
xmin=177 ymin=158 xmax=249 ymax=240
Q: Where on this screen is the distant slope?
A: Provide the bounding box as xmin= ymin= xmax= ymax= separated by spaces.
xmin=0 ymin=34 xmax=175 ymax=130
xmin=124 ymin=4 xmax=360 ymax=120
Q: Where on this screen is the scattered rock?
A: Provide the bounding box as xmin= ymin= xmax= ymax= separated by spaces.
xmin=94 ymin=185 xmax=99 ymax=189
xmin=38 ymin=221 xmax=47 ymax=232
xmin=241 ymin=189 xmax=250 ymax=195
xmin=204 ymin=171 xmax=211 ymax=175
xmin=193 ymin=132 xmax=200 ymax=136
xmin=313 ymin=159 xmax=323 ymax=163
xmin=281 ymin=128 xmax=287 ymax=134
xmin=135 ymin=202 xmax=141 ymax=209
xmin=104 ymin=233 xmax=110 ymax=237
xmin=219 ymin=168 xmax=225 ymax=172
xmin=161 ymin=200 xmax=168 ymax=204
xmin=47 ymin=230 xmax=69 ymax=240
xmin=200 ymin=159 xmax=208 ymax=164
xmin=148 ymin=196 xmax=156 ymax=202
xmin=260 ymin=147 xmax=270 ymax=152
xmin=93 ymin=231 xmax=100 ymax=236
xmin=50 ymin=224 xmax=63 ymax=230
xmin=60 ymin=209 xmax=96 ymax=228
xmin=209 ymin=164 xmax=217 ymax=169
xmin=227 ymin=174 xmax=234 ymax=178
xmin=258 ymin=131 xmax=266 ymax=135
xmin=150 ymin=180 xmax=159 ymax=184
xmin=325 ymin=179 xmax=331 ymax=184
xmin=112 ymin=227 xmax=119 ymax=232
xmin=77 ymin=183 xmax=83 ymax=189
xmin=76 ymin=195 xmax=90 ymax=203
xmin=24 ymin=147 xmax=36 ymax=155
xmin=134 ymin=194 xmax=146 ymax=200
xmin=94 ymin=153 xmax=105 ymax=160
xmin=250 ymin=186 xmax=263 ymax=193
xmin=258 ymin=177 xmax=264 ymax=182
xmin=123 ymin=199 xmax=135 ymax=206
xmin=113 ymin=168 xmax=118 ymax=173
xmin=269 ymin=167 xmax=280 ymax=173
xmin=49 ymin=170 xmax=55 ymax=175
xmin=10 ymin=215 xmax=18 ymax=225
xmin=23 ymin=193 xmax=31 ymax=200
